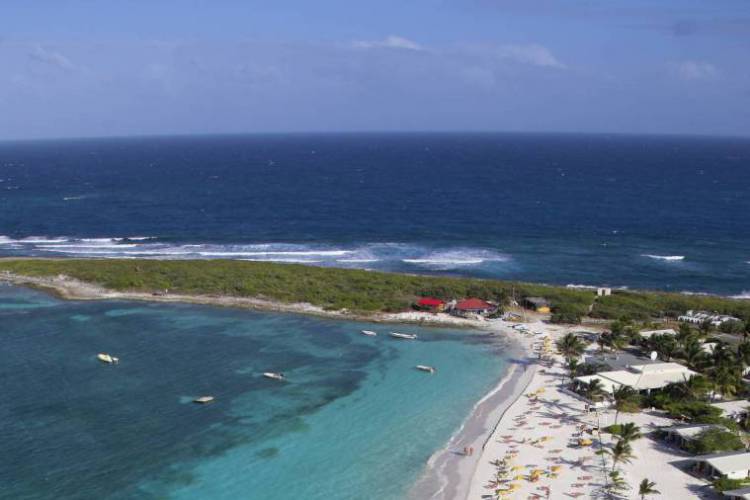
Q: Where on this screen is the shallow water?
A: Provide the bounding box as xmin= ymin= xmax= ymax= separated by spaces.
xmin=0 ymin=285 xmax=509 ymax=500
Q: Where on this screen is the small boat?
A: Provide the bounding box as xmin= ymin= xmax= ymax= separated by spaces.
xmin=97 ymin=353 xmax=119 ymax=364
xmin=361 ymin=330 xmax=377 ymax=336
xmin=416 ymin=365 xmax=436 ymax=373
xmin=390 ymin=332 xmax=417 ymax=340
xmin=193 ymin=396 xmax=215 ymax=404
xmin=263 ymin=372 xmax=286 ymax=381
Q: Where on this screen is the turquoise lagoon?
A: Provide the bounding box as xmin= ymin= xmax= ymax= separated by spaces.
xmin=0 ymin=285 xmax=511 ymax=500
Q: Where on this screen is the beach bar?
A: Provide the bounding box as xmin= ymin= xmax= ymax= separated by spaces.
xmin=452 ymin=298 xmax=495 ymax=317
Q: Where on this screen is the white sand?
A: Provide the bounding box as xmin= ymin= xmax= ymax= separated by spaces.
xmin=466 ymin=321 xmax=713 ymax=500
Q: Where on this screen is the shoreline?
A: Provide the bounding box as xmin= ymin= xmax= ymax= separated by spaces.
xmin=409 ymin=325 xmax=537 ymax=500
xmin=0 ymin=272 xmax=492 ymax=329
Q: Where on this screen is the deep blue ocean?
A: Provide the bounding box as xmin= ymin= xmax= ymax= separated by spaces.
xmin=1 ymin=132 xmax=749 ymax=294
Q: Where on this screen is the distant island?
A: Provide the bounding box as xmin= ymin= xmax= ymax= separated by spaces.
xmin=1 ymin=258 xmax=748 ymax=326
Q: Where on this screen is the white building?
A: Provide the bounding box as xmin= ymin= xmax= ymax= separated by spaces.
xmin=662 ymin=423 xmax=724 ymax=449
xmin=712 ymin=400 xmax=750 ymax=422
xmin=692 ymin=450 xmax=750 ymax=480
xmin=678 ymin=310 xmax=741 ymax=327
xmin=574 ymin=362 xmax=698 ymax=395
xmin=724 ymin=486 xmax=750 ymax=499
xmin=639 ymin=328 xmax=677 ymax=339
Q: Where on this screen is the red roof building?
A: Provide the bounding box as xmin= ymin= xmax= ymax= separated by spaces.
xmin=415 ymin=297 xmax=446 ymax=312
xmin=455 ymin=298 xmax=493 ymax=312
xmin=417 ymin=297 xmax=445 ymax=308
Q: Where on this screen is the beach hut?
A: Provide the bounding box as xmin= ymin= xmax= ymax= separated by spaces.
xmin=712 ymin=400 xmax=750 ymax=423
xmin=415 ymin=297 xmax=445 ymax=312
xmin=661 ymin=424 xmax=725 ymax=450
xmin=522 ymin=297 xmax=551 ymax=314
xmin=691 ymin=450 xmax=750 ymax=480
xmin=724 ymin=486 xmax=750 ymax=499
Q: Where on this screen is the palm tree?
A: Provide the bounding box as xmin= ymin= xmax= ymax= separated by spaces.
xmin=566 ymin=358 xmax=580 ymax=383
xmin=650 ymin=334 xmax=677 ymax=361
xmin=607 ymin=469 xmax=630 ymax=496
xmin=711 ymin=365 xmax=741 ymax=400
xmin=617 ymin=422 xmax=643 ymax=444
xmin=612 ymin=386 xmax=639 ymax=424
xmin=682 ymin=337 xmax=706 ymax=370
xmin=598 ymin=439 xmax=634 ymax=472
xmin=557 ymin=332 xmax=586 ymax=361
xmin=584 ymin=378 xmax=605 ymax=402
xmin=638 ymin=478 xmax=660 ymax=499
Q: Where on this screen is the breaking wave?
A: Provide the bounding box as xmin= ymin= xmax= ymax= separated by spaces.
xmin=642 ymin=254 xmax=685 ymax=262
xmin=0 ymin=236 xmax=511 ymax=273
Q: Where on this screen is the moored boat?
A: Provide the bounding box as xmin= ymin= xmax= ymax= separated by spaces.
xmin=193 ymin=396 xmax=215 ymax=404
xmin=389 ymin=332 xmax=417 ymax=340
xmin=361 ymin=330 xmax=377 ymax=336
xmin=263 ymin=372 xmax=286 ymax=381
xmin=416 ymin=365 xmax=436 ymax=373
xmin=97 ymin=353 xmax=119 ymax=364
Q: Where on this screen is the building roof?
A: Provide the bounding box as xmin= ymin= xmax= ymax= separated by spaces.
xmin=455 ymin=298 xmax=492 ymax=311
xmin=695 ymin=450 xmax=750 ymax=475
xmin=712 ymin=400 xmax=750 ymax=418
xmin=639 ymin=329 xmax=677 ymax=338
xmin=664 ymin=423 xmax=724 ymax=440
xmin=724 ymin=486 xmax=750 ymax=499
xmin=417 ymin=297 xmax=444 ymax=307
xmin=575 ymin=362 xmax=698 ymax=393
xmin=524 ymin=296 xmax=550 ymax=307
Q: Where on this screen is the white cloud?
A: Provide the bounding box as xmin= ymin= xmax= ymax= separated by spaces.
xmin=28 ymin=46 xmax=75 ymax=71
xmin=352 ymin=35 xmax=424 ymax=51
xmin=672 ymin=60 xmax=719 ymax=80
xmin=495 ymin=44 xmax=565 ymax=69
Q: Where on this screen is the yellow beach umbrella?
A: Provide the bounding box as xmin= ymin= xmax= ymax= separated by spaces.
xmin=513 ymin=474 xmax=525 ymax=481
xmin=550 ymin=465 xmax=562 ymax=472
xmin=511 ymin=465 xmax=525 ymax=471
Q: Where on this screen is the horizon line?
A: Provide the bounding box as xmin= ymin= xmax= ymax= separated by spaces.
xmin=2 ymin=129 xmax=750 ymax=145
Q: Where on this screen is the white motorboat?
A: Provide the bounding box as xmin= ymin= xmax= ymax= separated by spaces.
xmin=97 ymin=353 xmax=119 ymax=364
xmin=416 ymin=365 xmax=436 ymax=373
xmin=390 ymin=332 xmax=417 ymax=340
xmin=361 ymin=330 xmax=377 ymax=336
xmin=263 ymin=372 xmax=286 ymax=381
xmin=193 ymin=396 xmax=215 ymax=404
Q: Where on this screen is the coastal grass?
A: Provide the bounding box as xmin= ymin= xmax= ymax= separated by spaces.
xmin=1 ymin=258 xmax=749 ymax=322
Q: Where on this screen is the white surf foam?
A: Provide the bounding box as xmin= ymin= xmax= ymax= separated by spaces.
xmin=731 ymin=291 xmax=750 ymax=300
xmin=642 ymin=254 xmax=685 ymax=261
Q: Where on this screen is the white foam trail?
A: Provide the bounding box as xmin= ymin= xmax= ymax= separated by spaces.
xmin=20 ymin=237 xmax=68 ymax=243
xmin=197 ymin=250 xmax=353 ymax=257
xmin=337 ymin=258 xmax=381 ymax=263
xmin=403 ymin=258 xmax=485 ymax=265
xmin=642 ymin=254 xmax=685 ymax=261
xmin=37 ymin=244 xmax=138 ymax=249
xmin=240 ymin=258 xmax=323 ymax=263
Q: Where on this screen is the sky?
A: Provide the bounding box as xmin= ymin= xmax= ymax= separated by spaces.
xmin=1 ymin=0 xmax=749 ymax=139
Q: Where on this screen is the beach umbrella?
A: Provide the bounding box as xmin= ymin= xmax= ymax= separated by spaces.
xmin=511 ymin=465 xmax=525 ymax=471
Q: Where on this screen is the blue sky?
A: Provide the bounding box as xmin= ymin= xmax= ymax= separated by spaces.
xmin=1 ymin=0 xmax=749 ymax=139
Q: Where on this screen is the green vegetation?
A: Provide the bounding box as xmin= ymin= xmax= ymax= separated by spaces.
xmin=685 ymin=428 xmax=744 ymax=455
xmin=1 ymin=258 xmax=750 ymax=323
xmin=713 ymin=477 xmax=750 ymax=493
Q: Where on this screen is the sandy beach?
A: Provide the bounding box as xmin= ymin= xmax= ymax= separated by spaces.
xmin=463 ymin=321 xmax=715 ymax=500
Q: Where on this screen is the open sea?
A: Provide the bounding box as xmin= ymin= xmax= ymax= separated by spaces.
xmin=1 ymin=133 xmax=747 ymax=499
xmin=0 ymin=132 xmax=749 ymax=296
xmin=0 ymin=284 xmax=510 ymax=500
